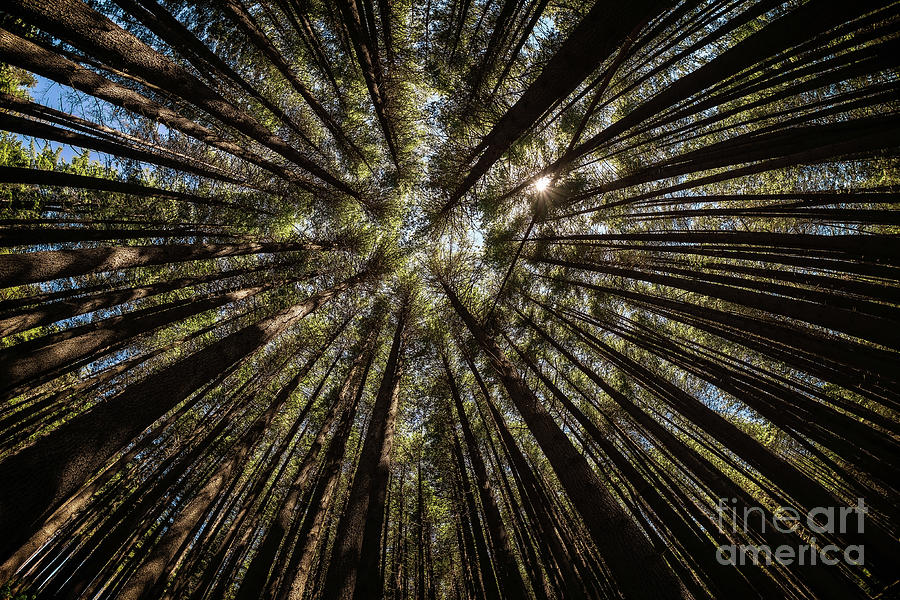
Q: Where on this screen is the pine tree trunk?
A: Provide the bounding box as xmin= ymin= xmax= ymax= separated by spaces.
xmin=439 ymin=277 xmax=687 ymax=600
xmin=235 ymin=332 xmax=376 ymax=600
xmin=444 ymin=354 xmax=530 ymax=600
xmin=320 ymin=304 xmax=408 ymax=599
xmin=0 ymin=272 xmax=364 ymax=562
xmin=279 ymin=345 xmax=379 ymax=600
xmin=0 ymin=240 xmax=332 ymax=288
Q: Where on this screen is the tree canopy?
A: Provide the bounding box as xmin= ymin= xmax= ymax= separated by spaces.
xmin=0 ymin=0 xmax=898 ymax=599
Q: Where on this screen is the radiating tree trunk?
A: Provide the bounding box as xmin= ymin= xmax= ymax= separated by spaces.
xmin=444 ymin=354 xmax=530 ymax=600
xmin=415 ymin=460 xmax=426 ymax=600
xmin=518 ymin=304 xmax=876 ymax=600
xmin=465 ymin=349 xmax=594 ymax=599
xmin=390 ymin=472 xmax=406 ymax=600
xmin=0 ymin=30 xmax=319 ymax=193
xmin=505 ymin=329 xmax=768 ymax=599
xmin=0 ymin=240 xmax=333 ymax=288
xmin=0 ymin=280 xmax=281 ymax=398
xmin=235 ymin=329 xmax=379 ymax=600
xmin=320 ymin=303 xmax=409 ymax=599
xmin=450 ymin=429 xmax=501 ymax=600
xmin=439 ymin=276 xmax=687 ymax=600
xmin=218 ymin=0 xmax=366 ymax=163
xmin=180 ymin=354 xmax=338 ymax=600
xmin=5 ymin=0 xmax=359 ymax=197
xmin=116 ymin=339 xmax=328 ymax=600
xmin=279 ymin=345 xmax=379 ymax=600
xmin=0 ymin=263 xmax=272 ymax=338
xmin=0 ymin=165 xmax=250 ymax=210
xmin=0 ymin=272 xmax=365 ymax=562
xmin=334 ymin=0 xmax=399 ymax=165
xmin=445 ymin=0 xmax=668 ymax=207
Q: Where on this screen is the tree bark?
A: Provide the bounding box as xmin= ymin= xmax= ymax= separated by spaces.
xmin=0 ymin=272 xmax=365 ymax=562
xmin=235 ymin=329 xmax=378 ymax=600
xmin=0 ymin=240 xmax=331 ymax=288
xmin=445 ymin=0 xmax=668 ymax=207
xmin=320 ymin=303 xmax=409 ymax=599
xmin=438 ymin=276 xmax=687 ymax=600
xmin=444 ymin=354 xmax=529 ymax=600
xmin=4 ymin=0 xmax=359 ymax=197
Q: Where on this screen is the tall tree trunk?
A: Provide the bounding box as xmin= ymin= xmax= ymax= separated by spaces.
xmin=444 ymin=354 xmax=530 ymax=600
xmin=278 ymin=344 xmax=379 ymax=600
xmin=0 ymin=272 xmax=365 ymax=562
xmin=445 ymin=0 xmax=668 ymax=207
xmin=116 ymin=369 xmax=296 ymax=600
xmin=450 ymin=429 xmax=501 ymax=600
xmin=0 ymin=165 xmax=251 ymax=211
xmin=4 ymin=0 xmax=359 ymax=197
xmin=334 ymin=0 xmax=400 ymax=165
xmin=320 ymin=302 xmax=409 ymax=599
xmin=0 ymin=280 xmax=287 ymax=398
xmin=518 ymin=304 xmax=875 ymax=599
xmin=415 ymin=460 xmax=426 ymax=600
xmin=235 ymin=329 xmax=379 ymax=600
xmin=0 ymin=240 xmax=332 ymax=288
xmin=465 ymin=349 xmax=594 ymax=600
xmin=438 ymin=276 xmax=687 ymax=600
xmin=0 ymin=30 xmax=319 ymax=193
xmin=0 ymin=263 xmax=273 ymax=338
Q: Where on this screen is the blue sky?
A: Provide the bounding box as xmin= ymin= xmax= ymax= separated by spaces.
xmin=19 ymin=75 xmax=94 ymax=163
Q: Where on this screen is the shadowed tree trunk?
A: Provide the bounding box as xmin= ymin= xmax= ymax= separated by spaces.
xmin=439 ymin=276 xmax=687 ymax=600
xmin=0 ymin=165 xmax=254 ymax=210
xmin=114 ymin=318 xmax=349 ymax=600
xmin=234 ymin=326 xmax=380 ymax=600
xmin=0 ymin=263 xmax=273 ymax=337
xmin=0 ymin=30 xmax=320 ymax=193
xmin=277 ymin=343 xmax=379 ymax=600
xmin=449 ymin=428 xmax=501 ymax=600
xmin=320 ymin=301 xmax=409 ymax=599
xmin=333 ymin=0 xmax=400 ymax=166
xmin=0 ymin=271 xmax=367 ymax=562
xmin=443 ymin=354 xmax=530 ymax=600
xmin=4 ymin=0 xmax=359 ymax=197
xmin=0 ymin=240 xmax=333 ymax=288
xmin=445 ymin=0 xmax=669 ymax=207
xmin=0 ymin=278 xmax=295 ymax=397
